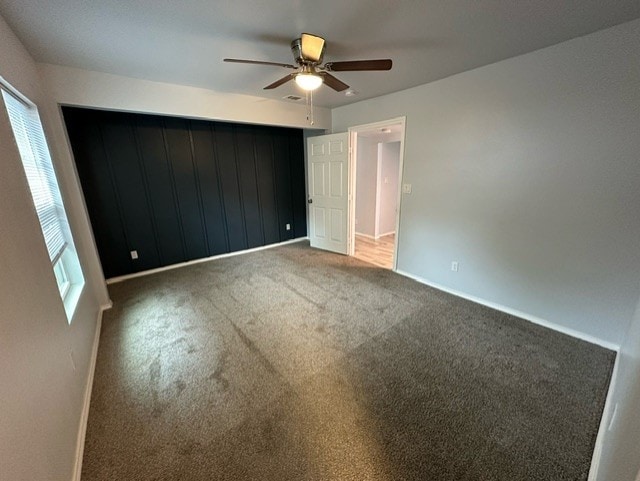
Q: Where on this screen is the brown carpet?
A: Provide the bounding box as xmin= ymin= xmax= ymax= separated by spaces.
xmin=82 ymin=241 xmax=614 ymax=480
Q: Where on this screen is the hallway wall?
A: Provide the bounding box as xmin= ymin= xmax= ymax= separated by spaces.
xmin=377 ymin=141 xmax=401 ymax=236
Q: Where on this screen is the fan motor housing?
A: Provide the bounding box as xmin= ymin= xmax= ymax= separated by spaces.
xmin=291 ymin=38 xmax=324 ymax=65
xmin=290 ymin=39 xmax=305 ymax=64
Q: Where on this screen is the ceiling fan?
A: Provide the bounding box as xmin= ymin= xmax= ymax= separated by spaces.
xmin=224 ymin=33 xmax=392 ymax=93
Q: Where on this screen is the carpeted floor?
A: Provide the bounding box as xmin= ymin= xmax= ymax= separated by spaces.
xmin=82 ymin=241 xmax=615 ymax=480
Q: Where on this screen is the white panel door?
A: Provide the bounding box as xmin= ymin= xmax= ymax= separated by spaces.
xmin=307 ymin=132 xmax=349 ymax=254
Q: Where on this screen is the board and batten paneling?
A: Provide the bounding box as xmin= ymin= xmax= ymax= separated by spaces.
xmin=63 ymin=107 xmax=307 ymax=278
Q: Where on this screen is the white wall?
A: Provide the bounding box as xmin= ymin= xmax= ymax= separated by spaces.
xmin=39 ymin=64 xmax=331 ymax=130
xmin=333 ymin=19 xmax=640 ymax=347
xmin=377 ymin=142 xmax=400 ymax=236
xmin=0 ymin=13 xmax=108 ymax=481
xmin=40 ymin=65 xmax=330 ymax=252
xmin=355 ymin=137 xmax=378 ymax=237
xmin=594 ymin=288 xmax=640 ymax=480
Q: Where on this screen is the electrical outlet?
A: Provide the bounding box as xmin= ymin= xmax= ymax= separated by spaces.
xmin=451 ymin=261 xmax=459 ymax=272
xmin=286 ymin=224 xmax=291 ymax=231
xmin=402 ymin=183 xmax=412 ymax=194
xmin=130 ymin=250 xmax=138 ymax=260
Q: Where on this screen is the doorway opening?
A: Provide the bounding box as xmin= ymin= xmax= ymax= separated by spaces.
xmin=349 ymin=118 xmax=406 ymax=270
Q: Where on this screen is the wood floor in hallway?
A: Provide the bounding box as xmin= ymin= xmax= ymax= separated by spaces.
xmin=354 ymin=233 xmax=395 ymax=269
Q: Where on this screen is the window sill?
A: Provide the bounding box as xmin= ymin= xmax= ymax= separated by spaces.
xmin=63 ymin=281 xmax=85 ymax=324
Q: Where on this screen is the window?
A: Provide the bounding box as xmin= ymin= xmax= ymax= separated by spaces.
xmin=1 ymin=82 xmax=84 ymax=323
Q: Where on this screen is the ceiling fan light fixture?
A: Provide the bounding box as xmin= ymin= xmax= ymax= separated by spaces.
xmin=295 ymin=73 xmax=323 ymax=91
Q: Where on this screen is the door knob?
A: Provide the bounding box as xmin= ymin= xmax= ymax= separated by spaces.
xmin=308 ymin=198 xmax=313 ymax=204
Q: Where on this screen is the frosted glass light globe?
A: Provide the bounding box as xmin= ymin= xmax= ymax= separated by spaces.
xmin=295 ymin=73 xmax=323 ymax=91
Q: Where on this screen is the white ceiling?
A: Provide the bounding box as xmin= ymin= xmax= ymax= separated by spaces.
xmin=1 ymin=1 xmax=638 ymax=108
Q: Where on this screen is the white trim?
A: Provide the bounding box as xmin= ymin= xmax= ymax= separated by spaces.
xmin=0 ymin=75 xmax=33 ymax=107
xmin=72 ymin=304 xmax=108 ymax=481
xmin=376 ymin=230 xmax=396 ymax=239
xmin=395 ymin=269 xmax=620 ymax=351
xmin=101 ymin=300 xmax=113 ymax=310
xmin=588 ymin=353 xmax=620 ymax=481
xmin=354 ymin=231 xmax=396 ymax=240
xmin=374 ymin=143 xmax=382 ymax=238
xmin=107 ymin=238 xmax=307 ymax=284
xmin=347 ymin=130 xmax=357 ymax=256
xmin=392 ymin=121 xmax=406 ymax=272
xmin=347 ymin=117 xmax=406 ymax=271
xmin=345 ymin=117 xmax=407 ymax=134
xmin=355 ymin=232 xmax=377 ymax=240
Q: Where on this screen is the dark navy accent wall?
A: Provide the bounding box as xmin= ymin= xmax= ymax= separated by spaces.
xmin=63 ymin=107 xmax=307 ymax=279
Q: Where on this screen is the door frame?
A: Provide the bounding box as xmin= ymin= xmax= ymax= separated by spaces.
xmin=347 ymin=116 xmax=406 ymax=271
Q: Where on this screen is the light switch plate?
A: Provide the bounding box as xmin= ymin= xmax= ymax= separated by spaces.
xmin=402 ymin=183 xmax=412 ymax=194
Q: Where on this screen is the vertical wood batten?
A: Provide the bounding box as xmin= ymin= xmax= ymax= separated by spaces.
xmin=63 ymin=107 xmax=307 ymax=278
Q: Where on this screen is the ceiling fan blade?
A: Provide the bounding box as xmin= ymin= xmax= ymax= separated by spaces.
xmin=224 ymin=58 xmax=296 ymax=69
xmin=264 ymin=74 xmax=295 ymax=90
xmin=319 ymin=72 xmax=349 ymax=92
xmin=300 ymin=33 xmax=326 ymax=63
xmin=324 ymin=59 xmax=392 ymax=72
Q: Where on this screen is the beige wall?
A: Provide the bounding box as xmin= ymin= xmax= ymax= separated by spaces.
xmin=594 ymin=289 xmax=640 ymax=480
xmin=39 ymin=64 xmax=331 ymax=130
xmin=0 ymin=13 xmax=108 ymax=481
xmin=377 ymin=141 xmax=400 ymax=236
xmin=334 ymin=21 xmax=640 ymax=479
xmin=355 ymin=137 xmax=378 ymax=237
xmin=1 ymin=22 xmax=330 ymax=480
xmin=3 ymin=8 xmax=640 ymax=480
xmin=333 ymin=19 xmax=640 ymax=348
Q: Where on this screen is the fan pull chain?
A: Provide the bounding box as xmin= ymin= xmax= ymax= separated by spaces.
xmin=306 ymin=89 xmax=314 ymax=125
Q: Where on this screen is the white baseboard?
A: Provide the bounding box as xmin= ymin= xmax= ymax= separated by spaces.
xmin=393 ymin=269 xmax=621 ymax=478
xmin=355 ymin=231 xmax=396 ymax=240
xmin=395 ymin=269 xmax=619 ymax=351
xmin=72 ymin=305 xmax=106 ymax=481
xmin=107 ymin=237 xmax=307 ymax=284
xmin=587 ymin=353 xmax=620 ymax=481
xmin=355 ymin=232 xmax=376 ymax=240
xmin=375 ymin=230 xmax=396 ymax=239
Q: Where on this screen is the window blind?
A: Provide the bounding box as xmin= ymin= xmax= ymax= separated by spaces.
xmin=2 ymin=89 xmax=67 ymax=263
